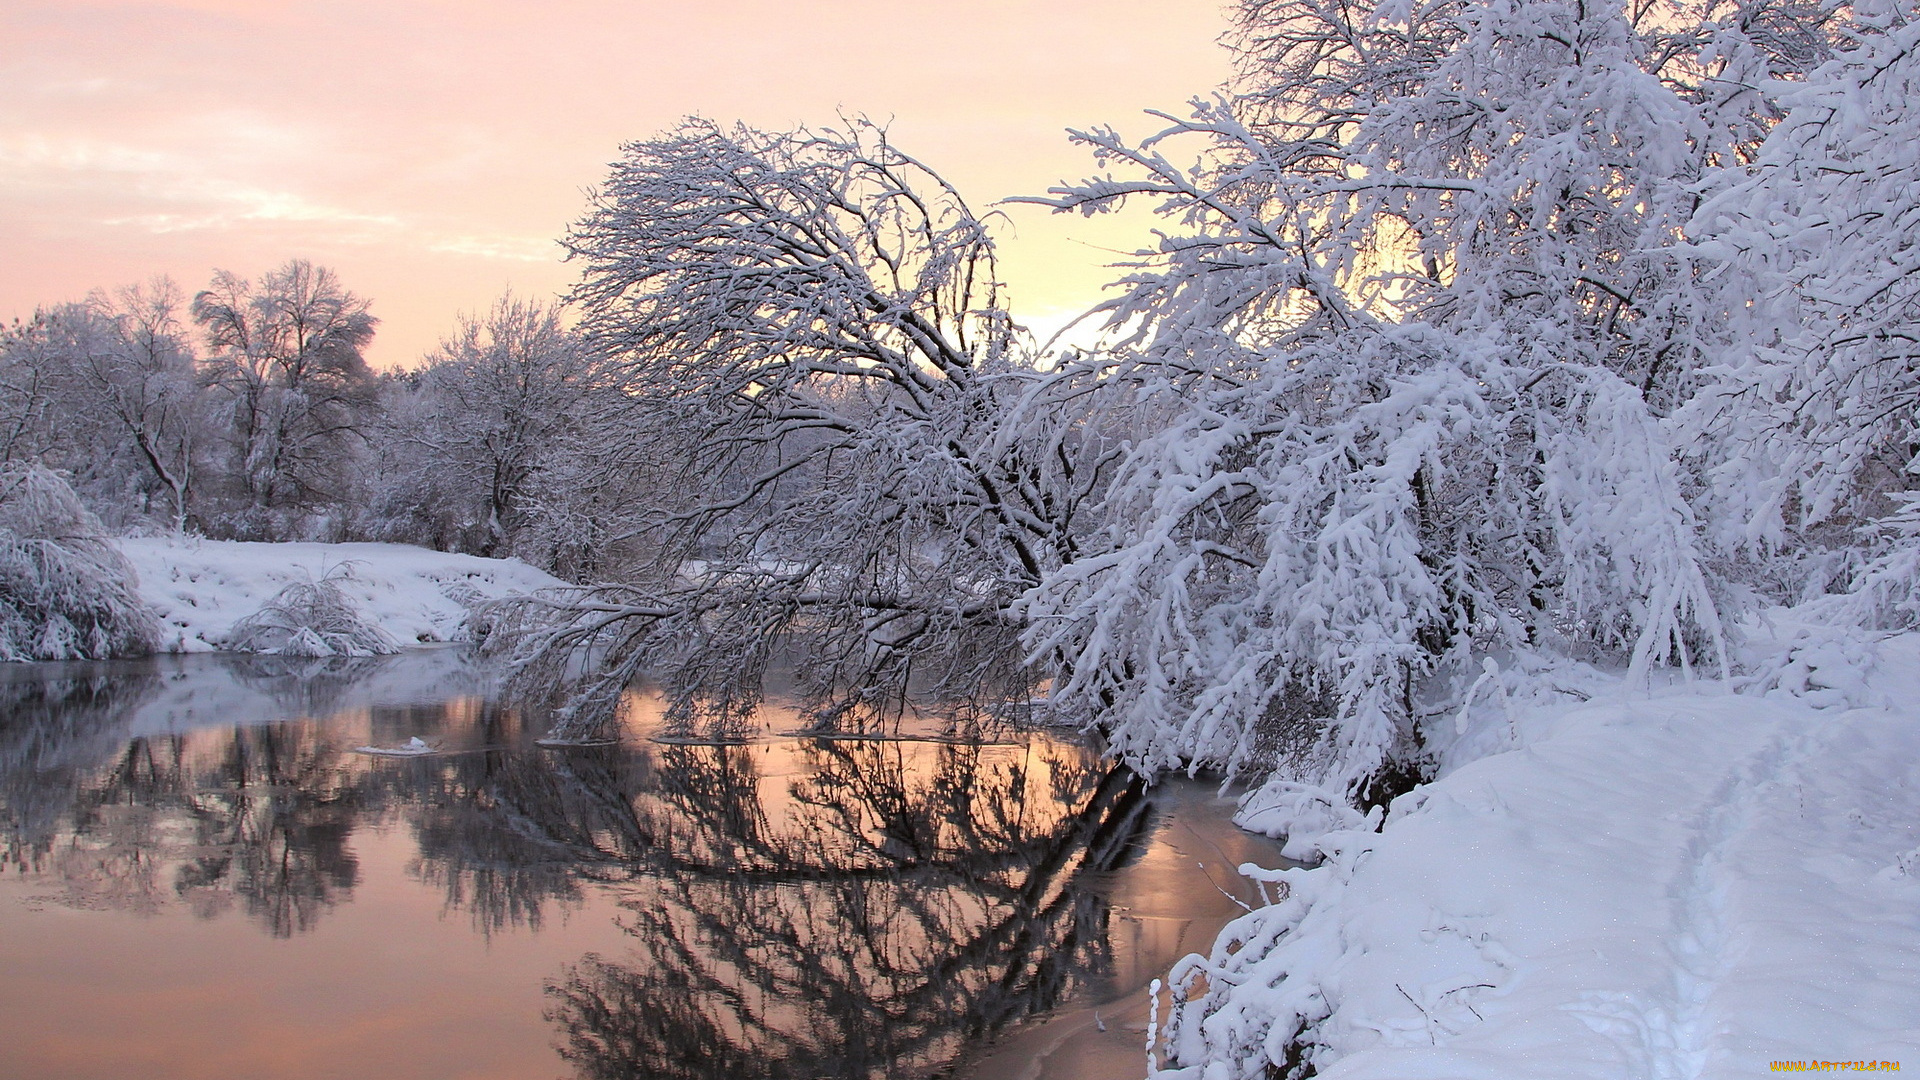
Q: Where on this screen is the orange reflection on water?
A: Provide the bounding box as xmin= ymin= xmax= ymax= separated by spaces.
xmin=0 ymin=652 xmax=1281 ymax=1080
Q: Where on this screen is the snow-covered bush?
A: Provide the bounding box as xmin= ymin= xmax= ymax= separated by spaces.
xmin=1027 ymin=326 xmax=1725 ymax=798
xmin=222 ymin=564 xmax=401 ymax=657
xmin=0 ymin=463 xmax=160 ymax=661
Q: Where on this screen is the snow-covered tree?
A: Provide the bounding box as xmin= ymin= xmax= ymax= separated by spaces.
xmin=1016 ymin=0 xmax=1771 ymax=800
xmin=0 ymin=318 xmax=63 ymax=469
xmin=0 ymin=282 xmax=205 ymax=530
xmin=499 ymin=118 xmax=1107 ymax=736
xmin=192 ymin=259 xmax=378 ymax=537
xmin=1687 ymin=3 xmax=1920 ymax=619
xmin=365 ymin=294 xmax=617 ymax=564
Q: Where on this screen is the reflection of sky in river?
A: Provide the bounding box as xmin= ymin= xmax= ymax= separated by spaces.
xmin=0 ymin=651 xmax=1285 ymax=1079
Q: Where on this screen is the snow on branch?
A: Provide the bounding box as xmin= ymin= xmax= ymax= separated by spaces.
xmin=222 ymin=563 xmax=402 ymax=658
xmin=498 ymin=118 xmax=1123 ymax=739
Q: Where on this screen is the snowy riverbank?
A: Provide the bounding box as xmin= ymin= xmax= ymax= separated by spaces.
xmin=1160 ymin=629 xmax=1920 ymax=1079
xmin=118 ymin=537 xmax=563 ymax=653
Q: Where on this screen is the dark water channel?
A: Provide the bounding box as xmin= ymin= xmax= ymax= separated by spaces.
xmin=0 ymin=649 xmax=1285 ymax=1080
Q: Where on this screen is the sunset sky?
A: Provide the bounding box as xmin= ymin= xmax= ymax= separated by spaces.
xmin=1 ymin=0 xmax=1233 ymax=367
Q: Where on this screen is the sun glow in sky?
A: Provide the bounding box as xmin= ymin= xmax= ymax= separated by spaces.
xmin=2 ymin=0 xmax=1232 ymax=367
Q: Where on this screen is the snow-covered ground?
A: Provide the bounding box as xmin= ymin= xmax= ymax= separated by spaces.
xmin=118 ymin=537 xmax=562 ymax=653
xmin=1161 ymin=631 xmax=1920 ymax=1078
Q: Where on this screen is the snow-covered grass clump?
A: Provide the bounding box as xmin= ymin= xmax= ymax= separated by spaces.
xmin=224 ymin=565 xmax=403 ymax=657
xmin=0 ymin=464 xmax=160 ymax=661
xmin=119 ymin=537 xmax=563 ymax=654
xmin=1152 ymin=629 xmax=1920 ymax=1079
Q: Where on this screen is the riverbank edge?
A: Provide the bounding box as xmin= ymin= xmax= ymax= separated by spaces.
xmin=115 ymin=536 xmax=563 ymax=655
xmin=1152 ymin=624 xmax=1920 ymax=1079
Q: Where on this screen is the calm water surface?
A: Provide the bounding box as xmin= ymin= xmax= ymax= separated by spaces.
xmin=0 ymin=649 xmax=1284 ymax=1080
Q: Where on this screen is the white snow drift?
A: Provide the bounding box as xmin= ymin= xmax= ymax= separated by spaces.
xmin=119 ymin=536 xmax=562 ymax=654
xmin=1154 ymin=629 xmax=1920 ymax=1079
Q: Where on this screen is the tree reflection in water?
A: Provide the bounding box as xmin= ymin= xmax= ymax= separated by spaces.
xmin=2 ymin=700 xmax=364 ymax=934
xmin=539 ymin=738 xmax=1149 ymax=1080
xmin=395 ymin=716 xmax=1154 ymax=1077
xmin=0 ymin=661 xmax=163 ymax=876
xmin=0 ymin=655 xmax=395 ymax=935
xmin=167 ymin=723 xmax=362 ymax=935
xmin=0 ymin=654 xmax=1161 ymax=1078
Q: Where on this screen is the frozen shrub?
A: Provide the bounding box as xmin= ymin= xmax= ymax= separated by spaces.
xmin=0 ymin=464 xmax=160 ymax=661
xmin=223 ymin=565 xmax=401 ymax=657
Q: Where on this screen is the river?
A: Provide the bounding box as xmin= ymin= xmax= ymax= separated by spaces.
xmin=0 ymin=648 xmax=1286 ymax=1079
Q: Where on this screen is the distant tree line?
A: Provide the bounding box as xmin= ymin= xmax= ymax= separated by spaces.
xmin=0 ymin=261 xmax=637 ymax=577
